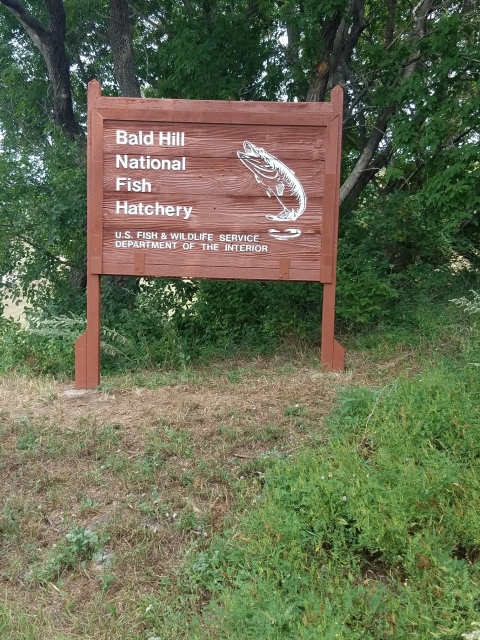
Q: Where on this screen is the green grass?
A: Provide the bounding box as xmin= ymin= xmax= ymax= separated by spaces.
xmin=2 ymin=288 xmax=480 ymax=638
xmin=145 ymin=332 xmax=480 ymax=637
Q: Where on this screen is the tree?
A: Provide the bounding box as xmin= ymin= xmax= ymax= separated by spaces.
xmin=0 ymin=0 xmax=479 ymax=322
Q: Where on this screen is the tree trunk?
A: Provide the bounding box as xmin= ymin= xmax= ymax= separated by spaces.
xmin=306 ymin=10 xmax=344 ymax=103
xmin=1 ymin=0 xmax=83 ymax=138
xmin=108 ymin=0 xmax=141 ymax=97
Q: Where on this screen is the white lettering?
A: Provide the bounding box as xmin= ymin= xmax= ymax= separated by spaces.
xmin=115 ymin=154 xmax=186 ymax=171
xmin=116 ymin=177 xmax=151 ymax=192
xmin=137 ymin=231 xmax=158 ymax=239
xmin=220 ymin=234 xmax=259 ymax=243
xmin=116 ymin=202 xmax=194 ymax=219
xmin=159 ymin=132 xmax=171 ymax=145
xmin=224 ymin=244 xmax=268 ymax=252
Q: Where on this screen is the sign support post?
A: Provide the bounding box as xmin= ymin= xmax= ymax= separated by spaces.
xmin=75 ymin=81 xmax=345 ymax=388
xmin=320 ymin=85 xmax=344 ymax=371
xmin=75 ymin=80 xmax=102 ymax=388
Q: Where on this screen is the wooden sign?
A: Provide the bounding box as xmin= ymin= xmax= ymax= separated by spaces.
xmin=75 ymin=80 xmax=345 ymax=388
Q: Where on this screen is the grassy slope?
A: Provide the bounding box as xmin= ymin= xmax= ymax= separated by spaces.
xmin=1 ymin=295 xmax=479 ymax=639
xmin=186 ymin=366 xmax=480 ymax=638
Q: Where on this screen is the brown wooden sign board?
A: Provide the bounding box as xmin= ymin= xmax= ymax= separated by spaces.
xmin=75 ymin=80 xmax=345 ymax=388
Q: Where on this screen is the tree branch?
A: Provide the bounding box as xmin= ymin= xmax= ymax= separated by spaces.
xmin=339 ymin=0 xmax=435 ymax=205
xmin=0 ymin=0 xmax=47 ymax=49
xmin=0 ymin=0 xmax=83 ymax=138
xmin=340 ymin=106 xmax=394 ymax=204
xmin=45 ymin=0 xmax=66 ymax=40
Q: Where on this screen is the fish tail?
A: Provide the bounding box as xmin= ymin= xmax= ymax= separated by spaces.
xmin=266 ymin=208 xmax=295 ymax=221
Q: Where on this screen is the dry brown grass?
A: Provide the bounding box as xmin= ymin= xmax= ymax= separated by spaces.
xmin=0 ymin=352 xmax=396 ymax=639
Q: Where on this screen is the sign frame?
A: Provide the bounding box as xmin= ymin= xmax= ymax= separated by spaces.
xmin=75 ymin=80 xmax=345 ymax=388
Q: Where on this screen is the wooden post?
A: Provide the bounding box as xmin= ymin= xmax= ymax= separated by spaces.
xmin=75 ymin=80 xmax=102 ymax=389
xmin=320 ymin=85 xmax=345 ymax=372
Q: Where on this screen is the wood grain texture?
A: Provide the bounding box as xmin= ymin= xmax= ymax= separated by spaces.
xmin=103 ymin=122 xmax=326 ymax=160
xmin=101 ymin=260 xmax=321 ymax=282
xmin=89 ymin=110 xmax=104 ymax=267
xmin=99 ymin=108 xmax=336 ymax=127
xmin=102 ymin=116 xmax=326 ymax=283
xmin=95 ymin=97 xmax=336 ymax=129
xmin=97 ymin=96 xmax=335 ymax=114
xmin=321 ymin=86 xmax=344 ymax=372
xmin=102 ymin=195 xmax=323 ymax=222
xmin=103 ymin=159 xmax=324 ymax=197
xmin=77 ymin=81 xmax=102 ymax=389
xmin=103 ymin=235 xmax=321 ymax=259
xmin=94 ymin=92 xmax=340 ymax=287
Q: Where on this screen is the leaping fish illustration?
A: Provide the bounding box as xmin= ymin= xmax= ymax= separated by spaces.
xmin=237 ymin=141 xmax=307 ymax=222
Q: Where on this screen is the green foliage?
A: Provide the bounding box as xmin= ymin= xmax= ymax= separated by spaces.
xmin=452 ymin=291 xmax=480 ymax=316
xmin=1 ymin=0 xmax=479 ymax=362
xmin=175 ymin=279 xmax=325 ymax=350
xmin=0 ymin=136 xmax=88 ymax=315
xmin=0 ymin=314 xmax=134 ymax=376
xmin=140 ymin=0 xmax=275 ymax=101
xmin=2 ymin=272 xmax=478 ymax=378
xmin=336 ymin=223 xmax=398 ymax=323
xmin=176 ymin=362 xmax=480 ymax=638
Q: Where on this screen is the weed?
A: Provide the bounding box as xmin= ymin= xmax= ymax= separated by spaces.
xmin=30 ymin=526 xmax=108 ymax=584
xmin=97 ymin=572 xmax=116 ymax=593
xmin=0 ymin=504 xmax=21 ymax=540
xmin=217 ymin=423 xmax=238 ymax=442
xmin=180 ymin=471 xmax=195 ymax=487
xmin=3 ymin=294 xmax=478 ymax=639
xmin=254 ymin=424 xmax=284 ymax=442
xmin=227 ymin=368 xmax=244 ymax=383
xmin=79 ymin=497 xmax=100 ymax=511
xmin=283 ymin=401 xmax=307 ymax=417
xmin=16 ymin=430 xmax=38 ymax=451
xmin=145 ymin=426 xmax=193 ymax=460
